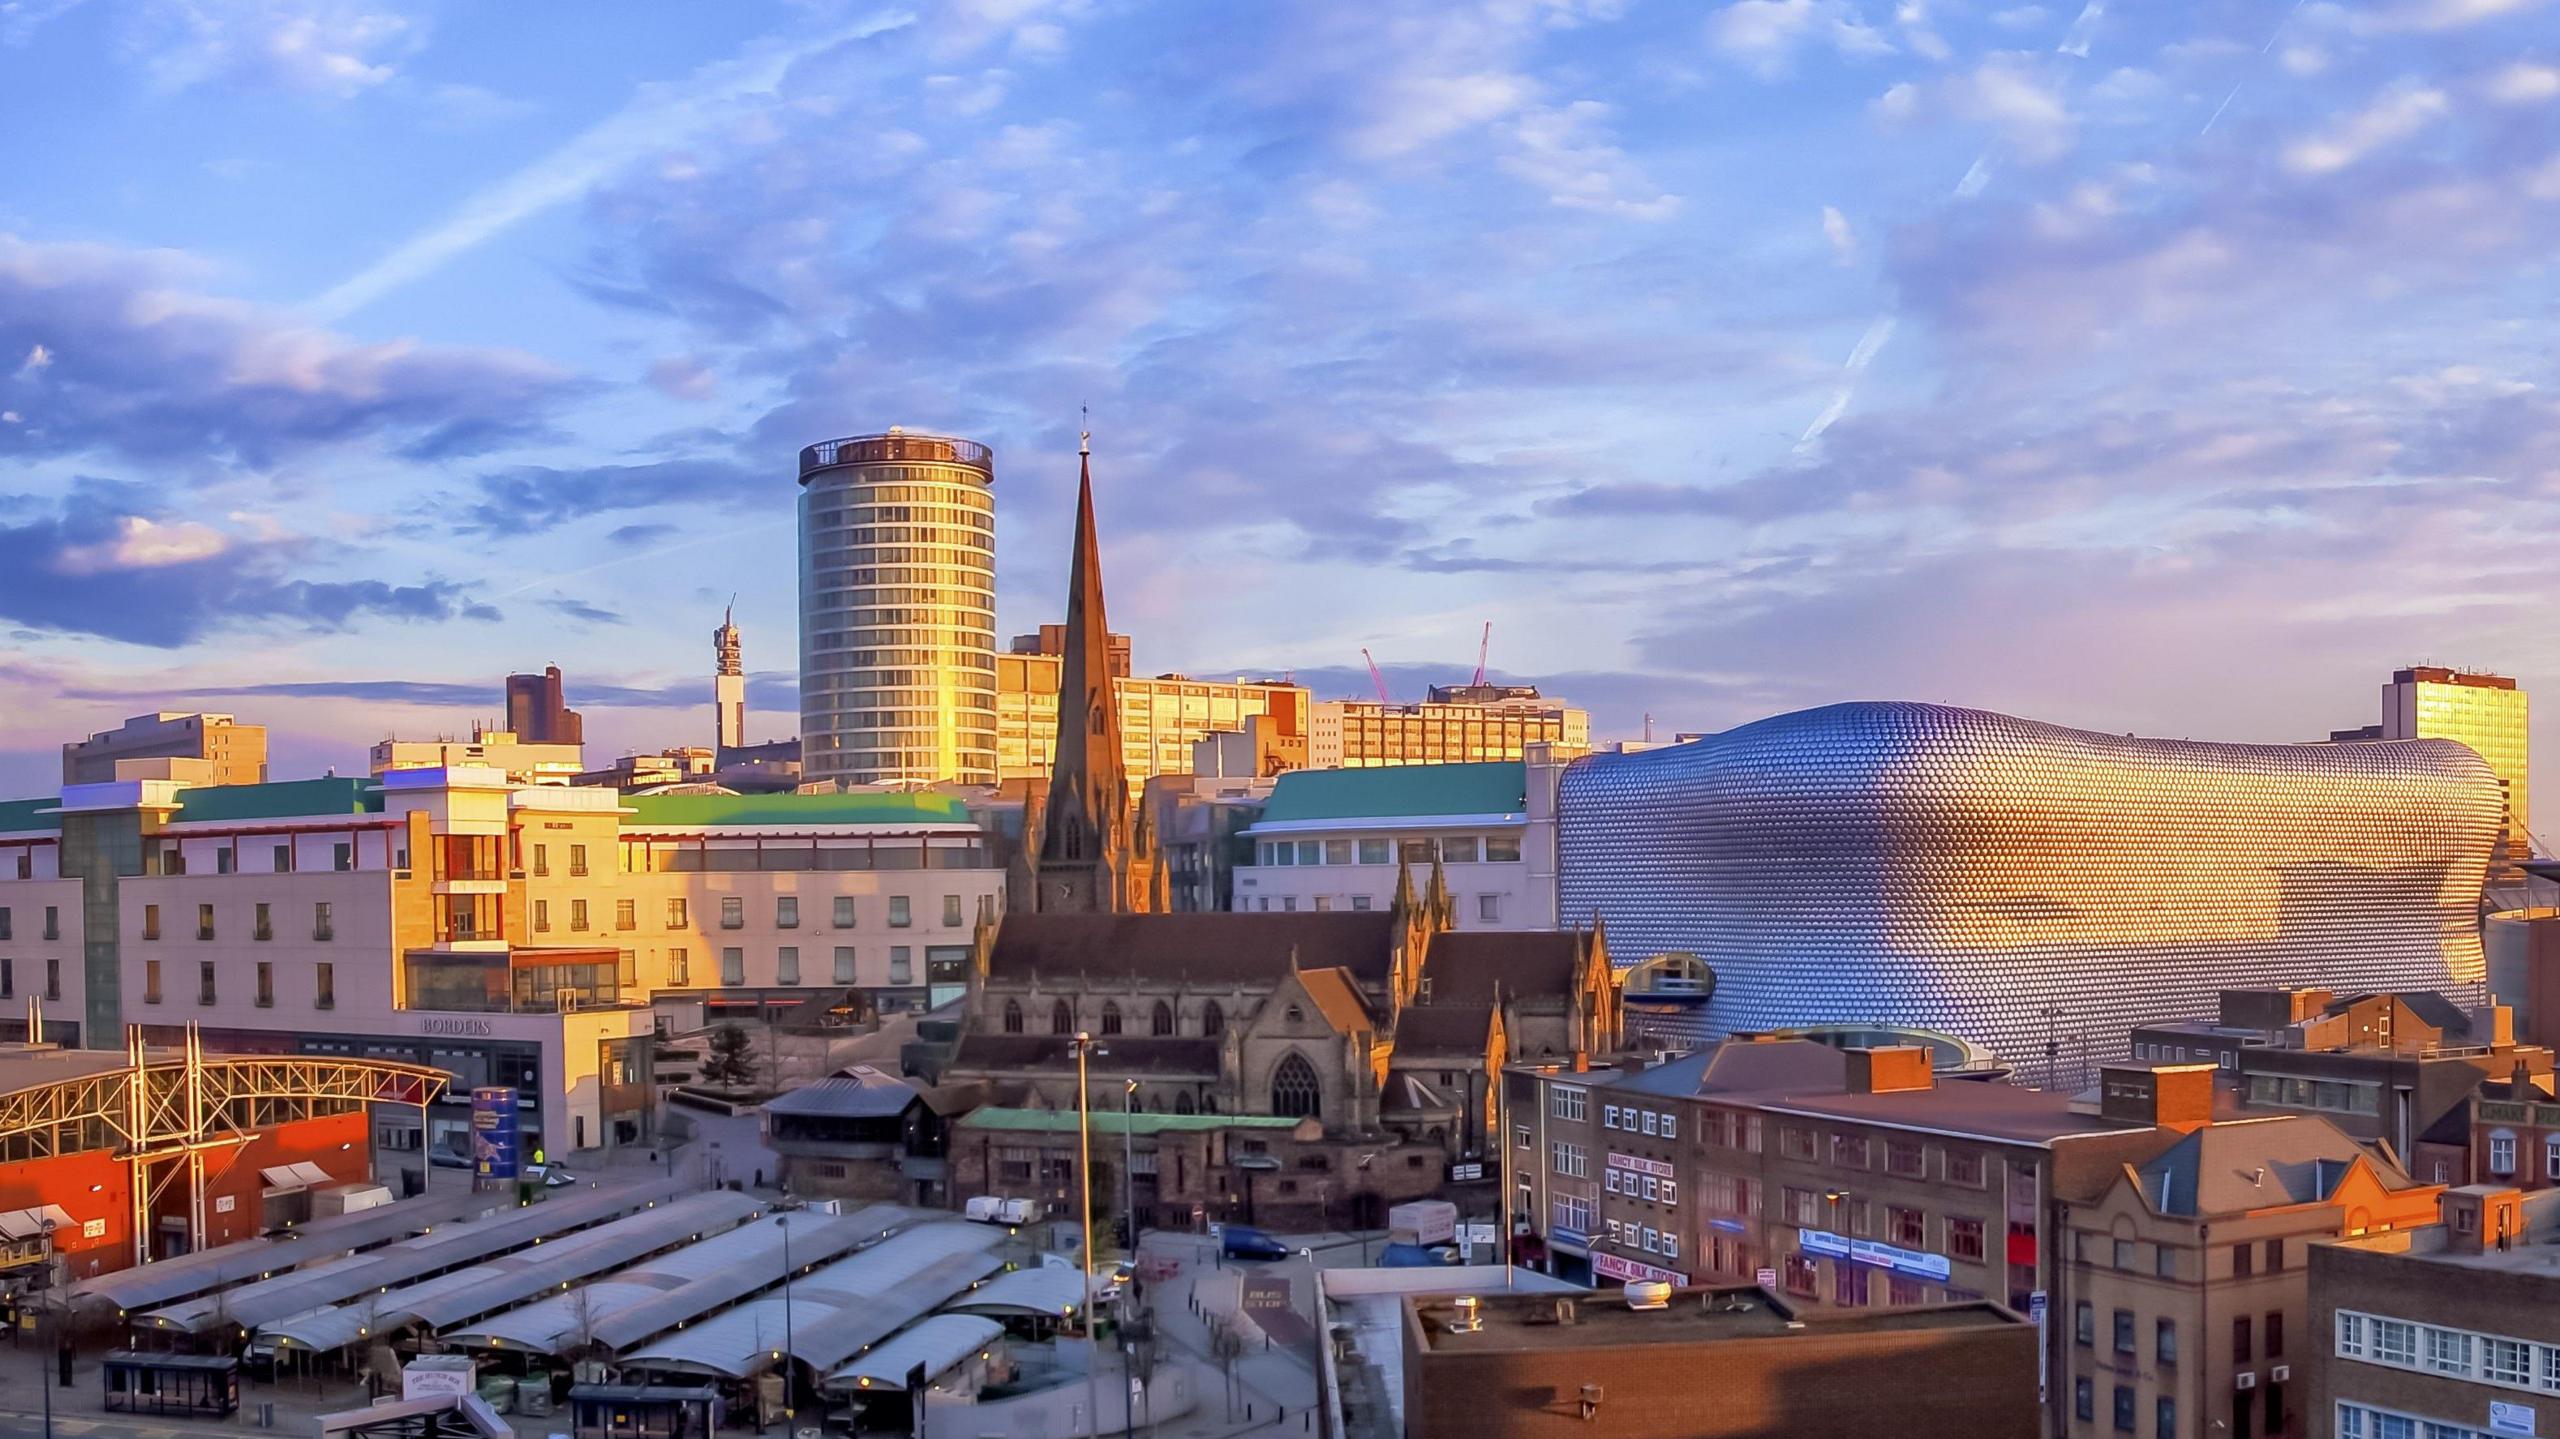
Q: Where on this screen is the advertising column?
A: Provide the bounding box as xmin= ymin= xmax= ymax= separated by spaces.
xmin=471 ymin=1086 xmax=520 ymax=1192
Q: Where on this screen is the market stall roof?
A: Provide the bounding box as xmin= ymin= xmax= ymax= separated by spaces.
xmin=75 ymin=1187 xmax=495 ymax=1314
xmin=939 ymin=1266 xmax=1083 ymax=1320
xmin=826 ymin=1315 xmax=1002 ymax=1393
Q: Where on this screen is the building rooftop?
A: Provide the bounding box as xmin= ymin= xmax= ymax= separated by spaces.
xmin=621 ymin=791 xmax=975 ymax=828
xmin=173 ymin=777 xmax=382 ymax=823
xmin=1407 ymin=1285 xmax=2019 ymax=1355
xmin=0 ymin=797 xmax=56 ymax=835
xmin=1254 ymin=761 xmax=1527 ymax=827
xmin=2134 ymin=1114 xmax=2417 ymax=1215
xmin=955 ymin=1106 xmax=1305 ymax=1136
xmin=2331 ymin=1188 xmax=2560 ymax=1277
xmin=984 ymin=911 xmax=1402 ymax=988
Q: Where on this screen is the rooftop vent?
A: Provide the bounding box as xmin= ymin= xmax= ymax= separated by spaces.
xmin=1445 ymin=1295 xmax=1483 ymax=1335
xmin=1625 ymin=1281 xmax=1673 ymax=1312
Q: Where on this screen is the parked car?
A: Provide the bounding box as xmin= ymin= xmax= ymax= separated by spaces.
xmin=1220 ymin=1225 xmax=1291 ymax=1262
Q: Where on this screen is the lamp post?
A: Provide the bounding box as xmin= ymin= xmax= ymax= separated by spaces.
xmin=1122 ymin=1078 xmax=1138 ymax=1439
xmin=1075 ymin=1032 xmax=1100 ymax=1439
xmin=38 ymin=1217 xmax=54 ymax=1439
xmin=771 ymin=1214 xmax=795 ymax=1439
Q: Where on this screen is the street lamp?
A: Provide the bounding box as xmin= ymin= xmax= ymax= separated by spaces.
xmin=769 ymin=1214 xmax=795 ymax=1439
xmin=37 ymin=1216 xmax=54 ymax=1439
xmin=1074 ymin=1032 xmax=1101 ymax=1439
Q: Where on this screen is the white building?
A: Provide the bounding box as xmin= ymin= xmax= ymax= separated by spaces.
xmin=1232 ymin=758 xmax=1560 ymax=929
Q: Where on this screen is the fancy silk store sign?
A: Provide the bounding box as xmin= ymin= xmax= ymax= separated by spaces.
xmin=1798 ymin=1228 xmax=1953 ymax=1282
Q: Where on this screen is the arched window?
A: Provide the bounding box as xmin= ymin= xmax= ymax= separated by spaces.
xmin=1051 ymin=999 xmax=1073 ymax=1035
xmin=1152 ymin=1001 xmax=1174 ymax=1036
xmin=1130 ymin=1090 xmax=1146 ymax=1113
xmin=1201 ymin=1001 xmax=1224 ymax=1039
xmin=1175 ymin=1092 xmax=1196 ymax=1115
xmin=1286 ymin=1004 xmax=1304 ymax=1025
xmin=1002 ymin=999 xmax=1023 ymax=1034
xmin=1101 ymin=1001 xmax=1122 ymax=1035
xmin=1271 ymin=1053 xmax=1321 ymax=1120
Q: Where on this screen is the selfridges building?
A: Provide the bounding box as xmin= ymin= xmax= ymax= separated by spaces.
xmin=1558 ymin=701 xmax=2500 ymax=1067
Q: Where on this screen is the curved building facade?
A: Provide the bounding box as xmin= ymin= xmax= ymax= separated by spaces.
xmin=1558 ymin=701 xmax=2500 ymax=1067
xmin=798 ymin=430 xmax=998 ymax=787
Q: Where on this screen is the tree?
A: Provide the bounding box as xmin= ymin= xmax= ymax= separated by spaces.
xmin=702 ymin=1024 xmax=756 ymax=1088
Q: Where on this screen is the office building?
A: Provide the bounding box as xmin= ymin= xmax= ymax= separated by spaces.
xmin=0 ymin=773 xmax=1005 ymax=1164
xmin=1235 ymin=760 xmax=1552 ymax=929
xmin=1310 ymin=692 xmax=1588 ymax=770
xmin=1557 ymin=701 xmax=2503 ymax=1070
xmin=574 ymin=747 xmax=718 ymax=791
xmin=2311 ymin=1186 xmax=2560 ymax=1439
xmin=63 ymin=712 xmax=267 ymax=787
xmin=2056 ymin=1066 xmax=2444 ymax=1439
xmin=2472 ymin=1076 xmax=2560 ymax=1193
xmin=996 ymin=640 xmax=1309 ymax=796
xmin=1397 ymin=1284 xmax=2037 ymax=1439
xmin=371 ymin=730 xmax=583 ymax=785
xmin=797 ymin=428 xmax=998 ymax=788
xmin=2385 ymin=668 xmax=2530 ymax=879
xmin=503 ymin=665 xmax=584 ymax=746
xmin=714 ymin=603 xmax=747 ymax=755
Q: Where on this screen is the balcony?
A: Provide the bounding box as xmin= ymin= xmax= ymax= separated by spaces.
xmin=800 ymin=432 xmax=992 ymax=478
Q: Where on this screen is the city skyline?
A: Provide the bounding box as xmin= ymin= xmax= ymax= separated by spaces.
xmin=3 ymin=1 xmax=2555 ymax=823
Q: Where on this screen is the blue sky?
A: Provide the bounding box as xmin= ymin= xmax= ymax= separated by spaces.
xmin=3 ymin=0 xmax=2556 ymax=823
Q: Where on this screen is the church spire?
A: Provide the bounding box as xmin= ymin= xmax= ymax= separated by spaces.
xmin=1036 ymin=425 xmax=1144 ymax=911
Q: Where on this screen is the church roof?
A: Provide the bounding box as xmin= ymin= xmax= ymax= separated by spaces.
xmin=1394 ymin=1003 xmax=1498 ymax=1058
xmin=1292 ymin=966 xmax=1376 ymax=1035
xmin=946 ymin=1035 xmax=1223 ymax=1077
xmin=1380 ymin=1072 xmax=1452 ymax=1113
xmin=1424 ymin=931 xmax=1584 ymax=1007
xmin=986 ymin=912 xmax=1401 ymax=988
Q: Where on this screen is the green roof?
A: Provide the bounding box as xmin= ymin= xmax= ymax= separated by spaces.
xmin=957 ymin=1107 xmax=1305 ymax=1135
xmin=174 ymin=778 xmax=382 ymax=823
xmin=1256 ymin=760 xmax=1527 ymax=825
xmin=622 ymin=791 xmax=974 ymax=829
xmin=0 ymin=798 xmax=58 ymax=836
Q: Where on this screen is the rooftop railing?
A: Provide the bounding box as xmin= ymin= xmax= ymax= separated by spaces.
xmin=800 ymin=432 xmax=993 ymax=478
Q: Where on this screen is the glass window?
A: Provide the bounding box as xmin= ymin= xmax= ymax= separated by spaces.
xmin=1484 ymin=835 xmax=1522 ymax=862
xmin=2156 ymin=1397 xmax=2175 ymax=1439
xmin=1356 ymin=839 xmax=1390 ymax=864
xmin=2114 ymin=1239 xmax=2136 ymax=1270
xmin=616 ymin=899 xmax=636 ymax=931
xmin=534 ymin=900 xmax=551 ymax=932
xmin=720 ymin=948 xmax=744 ymax=985
xmin=720 ymin=896 xmax=743 ymax=929
xmin=256 ymin=961 xmax=273 ymax=1007
xmin=568 ymin=844 xmax=587 ymax=877
xmin=1442 ymin=836 xmax=1479 ymax=863
xmin=2335 ymin=1312 xmax=2366 ymax=1359
xmin=2114 ymin=1385 xmax=2135 ymax=1433
xmin=889 ymin=896 xmax=911 ymax=928
xmin=316 ymin=962 xmax=334 ymax=1009
xmin=570 ymin=899 xmax=588 ymax=932
xmin=2157 ymin=1318 xmax=2178 ymax=1365
xmin=532 ymin=844 xmax=548 ymax=877
xmin=777 ymin=896 xmax=799 ymax=928
xmin=943 ymin=894 xmax=963 ymax=927
xmin=835 ymin=896 xmax=856 ymax=927
xmin=2426 ymin=1328 xmax=2471 ymax=1376
xmin=2076 ymin=1302 xmax=2094 ymax=1346
xmin=198 ymin=962 xmax=216 ymax=1005
xmin=667 ymin=898 xmax=688 ymax=928
xmin=1949 ymin=1217 xmax=1986 ymax=1262
xmin=669 ymin=948 xmax=690 ymax=985
xmin=1350 ymin=895 xmax=1372 ymax=911
xmin=2114 ymin=1310 xmax=2135 ymax=1355
xmin=144 ymin=960 xmax=161 ymax=1005
xmin=834 ymin=947 xmax=855 ymax=983
xmin=1477 ymin=893 xmax=1502 ymax=923
xmin=1323 ymin=839 xmax=1353 ymax=865
xmin=889 ymin=947 xmax=912 ymax=984
xmin=777 ymin=947 xmax=800 ymax=985
xmin=1298 ymin=840 xmax=1323 ymax=865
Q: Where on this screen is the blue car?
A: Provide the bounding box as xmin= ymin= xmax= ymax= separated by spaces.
xmin=1221 ymin=1225 xmax=1291 ymax=1261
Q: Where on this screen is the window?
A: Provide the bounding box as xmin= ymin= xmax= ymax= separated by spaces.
xmin=1356 ymin=838 xmax=1390 ymax=864
xmin=142 ymin=903 xmax=161 ymax=941
xmin=2114 ymin=1385 xmax=2136 ymax=1434
xmin=1832 ymin=1133 xmax=1871 ymax=1169
xmin=2425 ymin=1328 xmax=2470 ymax=1376
xmin=534 ymin=900 xmax=551 ymax=933
xmin=1100 ymin=1001 xmax=1123 ymax=1035
xmin=834 ymin=896 xmax=855 ymax=928
xmin=2267 ymin=1312 xmax=2284 ymax=1358
xmin=1350 ymin=895 xmax=1372 ymax=911
xmin=44 ymin=904 xmax=61 ymax=940
xmin=2157 ymin=1398 xmax=2176 ymax=1439
xmin=328 ymin=841 xmax=351 ymax=873
xmin=198 ymin=962 xmax=216 ymax=1005
xmin=2483 ymin=1337 xmax=2530 ymax=1387
xmin=1892 ymin=1206 xmax=1926 ymax=1247
xmin=197 ymin=903 xmax=215 ymax=940
xmin=834 ymin=947 xmax=855 ymax=984
xmin=1476 ymin=894 xmax=1502 ymax=924
xmin=2234 ymin=1316 xmax=2253 ymax=1363
xmin=1834 ymin=1264 xmax=1868 ymax=1306
xmin=720 ymin=896 xmax=743 ymax=929
xmin=570 ymin=899 xmax=589 ymax=932
xmin=251 ymin=902 xmax=273 ymax=941
xmin=1554 ymin=1194 xmax=1595 ymax=1236
xmin=0 ymin=908 xmax=9 ymax=941
xmin=943 ymin=894 xmax=963 ymax=927
xmin=1202 ymin=1000 xmax=1223 ymax=1038
xmin=617 ymin=899 xmax=636 ymax=931
xmin=1323 ymin=839 xmax=1353 ymax=865
xmin=1484 ymin=835 xmax=1522 ymax=861
xmin=887 ymin=946 xmax=912 ymax=984
xmin=2335 ymin=1312 xmax=2367 ymax=1360
xmin=2372 ymin=1319 xmax=2417 ymax=1367
xmin=668 ymin=948 xmax=690 ymax=986
xmin=2264 ymin=1238 xmax=2285 ymax=1272
xmin=2233 ymin=1243 xmax=2254 ymax=1279
xmin=2548 ymin=1135 xmax=2560 ymax=1182
xmin=1603 ymin=1104 xmax=1619 ymax=1130
xmin=273 ymin=844 xmax=291 ymax=873
xmin=889 ymin=896 xmax=912 ymax=928
xmin=1946 ymin=1149 xmax=1985 ymax=1186
xmin=2158 ymin=1318 xmax=2179 ymax=1365
xmin=667 ymin=898 xmax=689 ymax=928
xmin=776 ymin=947 xmax=800 ymax=985
xmin=1780 ymin=1126 xmax=1817 ymax=1161
xmin=2 ymin=958 xmax=13 ymax=997
xmin=256 ymin=961 xmax=274 ymax=1008
xmin=1949 ymin=1217 xmax=1986 ymax=1262
xmin=2156 ymin=1245 xmax=2176 ymax=1279
xmin=1152 ymin=1000 xmax=1174 ymax=1036
xmin=777 ymin=896 xmax=799 ymax=929
xmin=1662 ymin=1112 xmax=1677 ymax=1140
xmin=2115 ymin=1309 xmax=2136 ymax=1356
xmin=1273 ymin=1053 xmax=1322 ymax=1119
xmin=1782 ymin=1254 xmax=1819 ymax=1296
xmin=569 ymin=844 xmax=587 ymax=878
xmin=2075 ymin=1379 xmax=2094 ymax=1423
xmin=2488 ymin=1133 xmax=2518 ymax=1175
xmin=533 ymin=844 xmax=549 ymax=877
xmin=316 ymin=963 xmax=334 ymax=1010
xmin=1549 ymin=1141 xmax=1589 ymax=1178
xmin=144 ymin=960 xmax=162 ymax=1005
xmin=1641 ymin=1110 xmax=1659 ymax=1136
xmin=1003 ymin=999 xmax=1024 ymax=1034
xmin=1782 ymin=1187 xmax=1822 ymax=1227
xmin=720 ymin=947 xmax=744 ymax=985
xmin=1661 ymin=1177 xmax=1679 ymax=1206
xmin=1052 ymin=1000 xmax=1074 ymax=1034
xmin=1551 ymin=1086 xmax=1587 ymax=1122
xmin=1887 ymin=1140 xmax=1925 ymax=1177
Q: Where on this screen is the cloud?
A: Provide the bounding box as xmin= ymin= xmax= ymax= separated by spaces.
xmin=308 ymin=10 xmax=915 ymax=320
xmin=0 ymin=482 xmax=500 ymax=646
xmin=123 ymin=0 xmax=415 ymax=98
xmin=1707 ymin=0 xmax=1893 ymax=78
xmin=1500 ymin=102 xmax=1680 ymax=218
xmin=2284 ymin=83 xmax=2450 ymax=174
xmin=538 ymin=595 xmax=624 ymax=625
xmin=462 ymin=456 xmax=768 ymax=534
xmin=0 ymin=233 xmax=569 ymax=468
xmin=2350 ymin=0 xmax=2557 ymax=32
xmin=646 ymin=355 xmax=718 ymax=401
xmin=1957 ymin=53 xmax=2077 ymax=162
xmin=2484 ymin=62 xmax=2560 ymax=104
xmin=1821 ymin=205 xmax=1858 ymax=264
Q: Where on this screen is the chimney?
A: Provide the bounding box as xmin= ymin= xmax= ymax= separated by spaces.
xmin=2099 ymin=1063 xmax=2216 ymax=1133
xmin=1845 ymin=1046 xmax=1935 ymax=1095
xmin=2440 ymin=1187 xmax=2526 ymax=1256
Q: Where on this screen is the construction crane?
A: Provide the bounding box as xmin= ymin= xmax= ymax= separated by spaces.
xmin=1362 ymin=648 xmax=1392 ymax=705
xmin=1471 ymin=621 xmax=1492 ymax=688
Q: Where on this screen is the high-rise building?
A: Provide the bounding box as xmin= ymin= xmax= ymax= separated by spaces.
xmin=1309 ymin=691 xmax=1588 ymax=769
xmin=63 ymin=712 xmax=267 ymax=787
xmin=1558 ymin=701 xmax=2503 ymax=1067
xmin=713 ymin=603 xmax=746 ymax=755
xmin=797 ymin=429 xmax=997 ymax=788
xmin=2385 ymin=666 xmax=2530 ymax=876
xmin=503 ymin=666 xmax=583 ymax=745
xmin=1031 ymin=434 xmax=1155 ymax=912
xmin=996 ymin=635 xmax=1309 ymax=796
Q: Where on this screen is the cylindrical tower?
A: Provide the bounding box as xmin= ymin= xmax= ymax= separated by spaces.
xmin=797 ymin=428 xmax=997 ymax=787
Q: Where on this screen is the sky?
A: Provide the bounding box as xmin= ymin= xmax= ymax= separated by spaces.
xmin=1 ymin=0 xmax=2556 ymax=826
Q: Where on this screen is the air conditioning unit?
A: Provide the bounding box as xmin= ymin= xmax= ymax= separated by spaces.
xmin=2236 ymin=1373 xmax=2258 ymax=1391
xmin=2271 ymin=1366 xmax=2291 ymax=1383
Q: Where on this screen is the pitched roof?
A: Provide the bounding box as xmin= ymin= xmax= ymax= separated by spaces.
xmin=1381 ymin=1072 xmax=1451 ymax=1112
xmin=1426 ymin=931 xmax=1583 ymax=1007
xmin=1394 ymin=1003 xmax=1497 ymax=1058
xmin=947 ymin=1035 xmax=1223 ymax=1077
xmin=1255 ymin=761 xmax=1527 ymax=826
xmin=1603 ymin=1039 xmax=1851 ymax=1098
xmin=764 ymin=1067 xmax=926 ymax=1119
xmin=621 ymin=791 xmax=972 ymax=828
xmin=2133 ymin=1115 xmax=2415 ymax=1216
xmin=957 ymin=1107 xmax=1304 ymax=1135
xmin=2327 ymin=990 xmax=2473 ymax=1036
xmin=985 ymin=911 xmax=1400 ymax=988
xmin=1294 ymin=966 xmax=1376 ymax=1034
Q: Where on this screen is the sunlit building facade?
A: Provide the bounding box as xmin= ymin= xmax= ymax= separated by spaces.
xmin=996 ymin=643 xmax=1307 ymax=798
xmin=2385 ymin=666 xmax=2529 ymax=877
xmin=1557 ymin=701 xmax=2502 ymax=1068
xmin=1309 ymin=694 xmax=1588 ymax=769
xmin=797 ymin=430 xmax=998 ymax=787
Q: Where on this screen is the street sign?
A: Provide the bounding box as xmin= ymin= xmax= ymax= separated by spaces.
xmin=1754 ymin=1267 xmax=1777 ymax=1289
xmin=1461 ymin=1224 xmax=1499 ymax=1246
xmin=2028 ymin=1294 xmax=2048 ymax=1323
xmin=1448 ymin=1162 xmax=1485 ymax=1183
